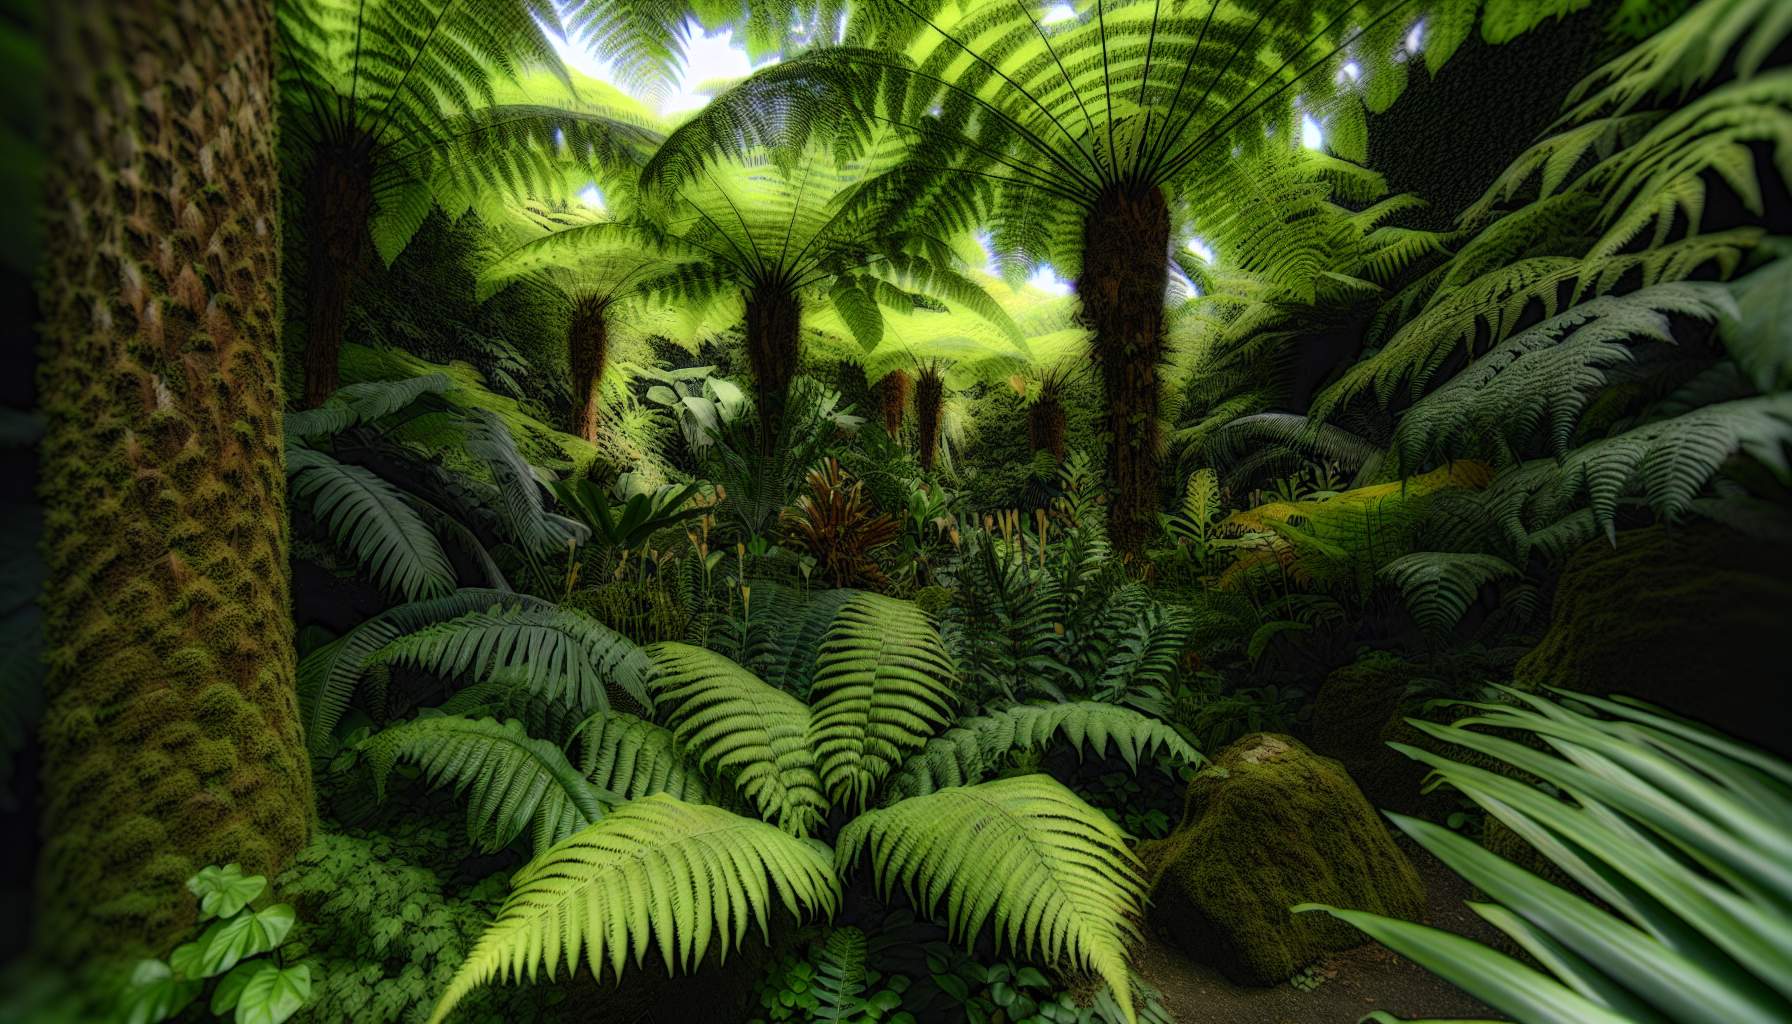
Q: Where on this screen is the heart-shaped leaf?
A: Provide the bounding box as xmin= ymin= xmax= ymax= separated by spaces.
xmin=118 ymin=959 xmax=203 ymax=1024
xmin=187 ymin=864 xmax=267 ymax=920
xmin=170 ymin=904 xmax=297 ymax=979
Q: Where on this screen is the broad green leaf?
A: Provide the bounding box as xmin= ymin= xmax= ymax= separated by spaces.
xmin=186 ymin=864 xmax=267 ymax=921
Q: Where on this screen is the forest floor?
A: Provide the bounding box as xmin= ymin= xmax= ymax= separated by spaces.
xmin=1138 ymin=847 xmax=1497 ymax=1023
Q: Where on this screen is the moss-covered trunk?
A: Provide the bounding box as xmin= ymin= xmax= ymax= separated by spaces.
xmin=915 ymin=364 xmax=945 ymax=472
xmin=744 ymin=285 xmax=800 ymax=453
xmin=874 ymin=370 xmax=910 ymax=436
xmin=35 ymin=0 xmax=313 ymax=963
xmin=300 ymin=139 xmax=374 ymax=407
xmin=568 ymin=296 xmax=609 ymax=443
xmin=1078 ymin=184 xmax=1169 ymax=557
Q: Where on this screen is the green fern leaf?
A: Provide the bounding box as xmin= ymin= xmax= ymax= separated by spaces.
xmin=287 ymin=446 xmax=455 ymax=603
xmin=807 ymin=594 xmax=957 ymax=813
xmin=648 ymin=643 xmax=829 ymax=836
xmin=1379 ymin=553 xmax=1523 ymax=637
xmin=362 ymin=715 xmax=615 ymax=853
xmin=370 ymin=604 xmax=651 ymax=714
xmin=838 ymin=775 xmax=1146 ymax=1024
xmin=882 ymin=703 xmax=1199 ymax=802
xmin=428 ymin=796 xmax=840 ymax=1024
xmin=574 ymin=710 xmax=723 ymax=804
xmin=297 ymin=589 xmax=562 ymax=758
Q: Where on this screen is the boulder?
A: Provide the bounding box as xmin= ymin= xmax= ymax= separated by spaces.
xmin=1139 ymin=733 xmax=1425 ymax=985
xmin=1515 ymin=522 xmax=1792 ymax=755
xmin=1307 ymin=655 xmax=1439 ymax=817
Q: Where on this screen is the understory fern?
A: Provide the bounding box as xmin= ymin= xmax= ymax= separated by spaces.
xmin=427 ymin=796 xmax=842 ymax=1024
xmin=837 ymin=776 xmax=1146 ymax=1022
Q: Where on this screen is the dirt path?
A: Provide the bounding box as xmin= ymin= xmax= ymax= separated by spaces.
xmin=1138 ymin=847 xmax=1500 ymax=1023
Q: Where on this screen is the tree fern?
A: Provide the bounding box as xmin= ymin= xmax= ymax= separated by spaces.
xmin=368 ymin=604 xmax=652 ymax=714
xmin=837 ymin=775 xmax=1146 ymax=1024
xmin=807 ymin=593 xmax=958 ymax=813
xmin=648 ymin=643 xmax=830 ymax=836
xmin=286 ymin=445 xmax=456 ymax=602
xmin=574 ymin=711 xmax=723 ymax=805
xmin=1378 ymin=552 xmax=1523 ymax=637
xmin=881 ymin=702 xmax=1200 ymax=802
xmin=427 ymin=796 xmax=841 ymax=1024
xmin=362 ymin=715 xmax=615 ymax=852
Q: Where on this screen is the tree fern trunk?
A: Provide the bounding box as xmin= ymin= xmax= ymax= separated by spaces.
xmin=1028 ymin=395 xmax=1067 ymax=462
xmin=36 ymin=0 xmax=313 ymax=963
xmin=300 ymin=140 xmax=374 ymax=407
xmin=874 ymin=370 xmax=910 ymax=436
xmin=1079 ymin=184 xmax=1169 ymax=557
xmin=744 ymin=286 xmax=801 ymax=454
xmin=569 ymin=296 xmax=609 ymax=443
xmin=915 ymin=364 xmax=945 ymax=472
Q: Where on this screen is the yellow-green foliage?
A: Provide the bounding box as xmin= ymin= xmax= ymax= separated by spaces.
xmin=648 ymin=643 xmax=831 ymax=836
xmin=1217 ymin=462 xmax=1494 ymax=592
xmin=427 ymin=795 xmax=841 ymax=1024
xmin=806 ymin=594 xmax=958 ymax=813
xmin=837 ymin=775 xmax=1147 ymax=1024
xmin=1140 ymin=734 xmax=1424 ymax=985
xmin=33 ymin=0 xmax=311 ymax=961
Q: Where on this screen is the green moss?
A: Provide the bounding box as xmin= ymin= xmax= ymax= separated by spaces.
xmin=1139 ymin=733 xmax=1425 ymax=985
xmin=912 ymin=585 xmax=953 ymax=616
xmin=1515 ymin=522 xmax=1792 ymax=755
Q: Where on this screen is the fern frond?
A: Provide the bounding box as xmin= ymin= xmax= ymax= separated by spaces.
xmin=882 ymin=703 xmax=1200 ymax=802
xmin=1388 ymin=282 xmax=1737 ymax=473
xmin=838 ymin=775 xmax=1146 ymax=1024
xmin=370 ymin=604 xmax=651 ymax=714
xmin=287 ymin=446 xmax=455 ymax=603
xmin=1378 ymin=553 xmax=1523 ymax=637
xmin=574 ymin=711 xmax=723 ymax=805
xmin=807 ymin=594 xmax=958 ymax=813
xmin=285 ymin=374 xmax=453 ymax=439
xmin=1556 ymin=392 xmax=1792 ymax=538
xmin=428 ymin=796 xmax=840 ymax=1024
xmin=648 ymin=643 xmax=829 ymax=835
xmin=363 ymin=715 xmax=614 ymax=852
xmin=297 ymin=589 xmax=561 ymax=757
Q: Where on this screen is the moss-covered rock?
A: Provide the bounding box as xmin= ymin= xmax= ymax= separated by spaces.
xmin=1138 ymin=733 xmax=1425 ymax=985
xmin=1515 ymin=522 xmax=1792 ymax=755
xmin=1306 ymin=655 xmax=1437 ymax=813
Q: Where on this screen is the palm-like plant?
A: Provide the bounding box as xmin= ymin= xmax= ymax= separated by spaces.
xmin=654 ymin=0 xmax=1549 ymax=551
xmin=637 ymin=140 xmax=1022 ymax=450
xmin=275 ymin=0 xmax=662 ymax=404
xmin=356 ymin=592 xmax=1196 ymax=1022
xmin=476 ymin=178 xmax=717 ymax=441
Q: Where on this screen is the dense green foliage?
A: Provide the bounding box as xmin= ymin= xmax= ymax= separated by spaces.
xmin=7 ymin=0 xmax=1792 ymax=1022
